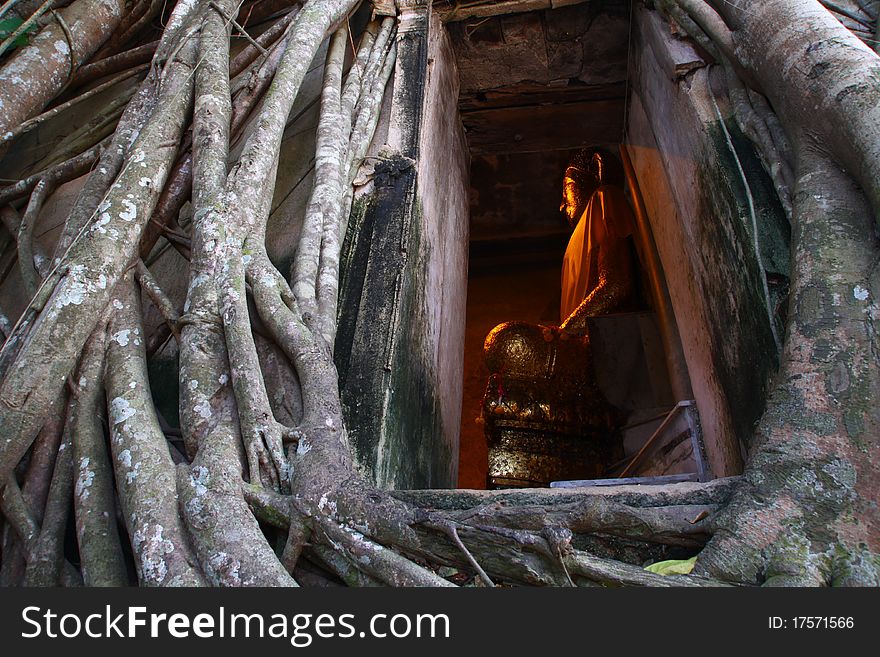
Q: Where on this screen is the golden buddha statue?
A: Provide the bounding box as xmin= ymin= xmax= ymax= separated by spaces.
xmin=482 ymin=147 xmax=638 ymax=488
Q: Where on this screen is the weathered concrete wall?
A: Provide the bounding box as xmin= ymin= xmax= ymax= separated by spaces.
xmin=337 ymin=2 xmax=467 ymax=489
xmin=627 ymin=8 xmax=790 ymax=476
xmin=403 ymin=6 xmax=470 ymax=487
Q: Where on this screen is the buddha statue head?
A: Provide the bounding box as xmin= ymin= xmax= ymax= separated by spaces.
xmin=560 ymin=147 xmax=624 ymax=227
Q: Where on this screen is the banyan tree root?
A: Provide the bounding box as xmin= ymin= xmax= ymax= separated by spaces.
xmin=664 ymin=0 xmax=880 ymax=587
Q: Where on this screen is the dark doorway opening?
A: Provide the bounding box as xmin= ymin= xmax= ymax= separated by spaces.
xmin=447 ymin=2 xmax=697 ymax=489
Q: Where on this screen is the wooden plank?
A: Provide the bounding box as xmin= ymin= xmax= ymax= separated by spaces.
xmin=468 ymin=232 xmax=569 ymax=273
xmin=459 ymin=81 xmax=627 ymax=112
xmin=619 ymin=399 xmax=694 ymax=477
xmin=550 ymin=473 xmax=700 ymax=488
xmin=435 ymin=0 xmax=596 ymax=23
xmin=461 ymin=98 xmax=626 ymax=154
xmin=372 ymin=0 xmax=396 ymax=17
xmin=437 ymin=0 xmax=553 ymax=23
xmin=685 ymin=403 xmax=712 ymax=482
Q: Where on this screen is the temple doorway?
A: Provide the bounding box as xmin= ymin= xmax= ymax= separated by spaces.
xmin=444 ymin=1 xmax=702 ymax=489
xmin=345 ymin=0 xmax=786 ymax=491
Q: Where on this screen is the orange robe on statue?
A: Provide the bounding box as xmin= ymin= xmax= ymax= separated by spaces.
xmin=560 ymin=184 xmax=635 ymax=322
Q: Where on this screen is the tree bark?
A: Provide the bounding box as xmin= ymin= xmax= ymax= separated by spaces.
xmin=0 ymin=11 xmax=197 ymax=488
xmin=695 ymin=147 xmax=880 ymax=585
xmin=0 ymin=0 xmax=125 ymax=138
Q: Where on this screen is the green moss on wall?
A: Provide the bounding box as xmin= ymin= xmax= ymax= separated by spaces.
xmin=695 ymin=119 xmax=790 ymax=448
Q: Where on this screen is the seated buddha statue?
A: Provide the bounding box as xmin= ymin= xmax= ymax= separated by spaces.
xmin=481 ymin=147 xmax=638 ymax=488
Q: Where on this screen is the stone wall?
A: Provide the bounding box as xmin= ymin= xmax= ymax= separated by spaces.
xmin=405 ymin=6 xmax=470 ymax=487
xmin=336 ymin=2 xmax=468 ymax=489
xmin=626 ymin=7 xmax=790 ymax=476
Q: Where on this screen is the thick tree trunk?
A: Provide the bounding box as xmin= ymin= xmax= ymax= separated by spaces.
xmin=711 ymin=0 xmax=880 ymax=224
xmin=696 ymin=147 xmax=880 ymax=585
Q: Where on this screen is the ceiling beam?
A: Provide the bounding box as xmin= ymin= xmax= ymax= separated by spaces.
xmin=434 ymin=0 xmax=590 ymax=23
xmin=461 ymin=97 xmax=626 ymax=154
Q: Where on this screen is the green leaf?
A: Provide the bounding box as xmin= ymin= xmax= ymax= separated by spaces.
xmin=644 ymin=556 xmax=698 ymax=576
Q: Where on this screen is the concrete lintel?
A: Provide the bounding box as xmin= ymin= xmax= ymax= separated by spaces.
xmin=640 ymin=7 xmax=706 ymax=81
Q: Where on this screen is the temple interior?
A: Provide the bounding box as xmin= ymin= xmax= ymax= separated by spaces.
xmin=447 ymin=2 xmax=702 ymax=489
